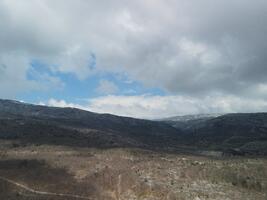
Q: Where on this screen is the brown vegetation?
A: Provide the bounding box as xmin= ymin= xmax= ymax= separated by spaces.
xmin=0 ymin=140 xmax=266 ymax=200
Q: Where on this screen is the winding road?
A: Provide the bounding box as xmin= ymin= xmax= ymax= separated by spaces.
xmin=0 ymin=176 xmax=92 ymax=200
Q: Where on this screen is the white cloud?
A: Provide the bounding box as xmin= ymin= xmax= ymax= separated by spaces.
xmin=0 ymin=52 xmax=66 ymax=99
xmin=96 ymin=80 xmax=119 ymax=95
xmin=44 ymin=95 xmax=267 ymax=119
xmin=44 ymin=99 xmax=86 ymax=110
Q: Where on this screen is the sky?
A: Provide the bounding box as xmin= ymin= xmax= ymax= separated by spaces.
xmin=1 ymin=0 xmax=267 ymax=119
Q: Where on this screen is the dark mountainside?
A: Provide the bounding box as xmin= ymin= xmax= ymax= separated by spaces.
xmin=0 ymin=99 xmax=267 ymax=155
xmin=162 ymin=113 xmax=267 ymax=155
xmin=159 ymin=114 xmax=223 ymax=131
xmin=0 ymin=99 xmax=181 ymax=150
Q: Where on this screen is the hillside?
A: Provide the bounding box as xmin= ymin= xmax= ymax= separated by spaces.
xmin=0 ymin=99 xmax=181 ymax=150
xmin=0 ymin=99 xmax=267 ymax=200
xmin=160 ymin=114 xmax=223 ymax=130
xmin=1 ymin=99 xmax=267 ymax=155
xmin=161 ymin=113 xmax=267 ymax=155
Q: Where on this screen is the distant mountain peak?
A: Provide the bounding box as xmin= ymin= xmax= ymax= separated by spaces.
xmin=159 ymin=113 xmax=224 ymax=122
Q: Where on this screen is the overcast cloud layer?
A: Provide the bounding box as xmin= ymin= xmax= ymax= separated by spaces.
xmin=1 ymin=0 xmax=267 ymax=117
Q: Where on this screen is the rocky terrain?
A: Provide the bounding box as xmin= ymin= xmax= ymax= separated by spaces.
xmin=0 ymin=140 xmax=266 ymax=200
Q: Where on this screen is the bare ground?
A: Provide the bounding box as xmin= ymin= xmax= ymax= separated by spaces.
xmin=0 ymin=140 xmax=266 ymax=200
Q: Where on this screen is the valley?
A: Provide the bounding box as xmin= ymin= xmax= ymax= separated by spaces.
xmin=0 ymin=140 xmax=266 ymax=200
xmin=0 ymin=99 xmax=267 ymax=199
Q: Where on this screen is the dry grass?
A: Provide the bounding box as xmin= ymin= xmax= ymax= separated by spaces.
xmin=0 ymin=140 xmax=266 ymax=200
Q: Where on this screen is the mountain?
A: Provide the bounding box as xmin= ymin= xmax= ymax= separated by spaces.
xmin=0 ymin=99 xmax=181 ymax=150
xmin=1 ymin=99 xmax=267 ymax=155
xmin=160 ymin=114 xmax=223 ymax=122
xmin=160 ymin=113 xmax=223 ymax=131
xmin=1 ymin=100 xmax=267 ymax=200
xmin=160 ymin=113 xmax=267 ymax=155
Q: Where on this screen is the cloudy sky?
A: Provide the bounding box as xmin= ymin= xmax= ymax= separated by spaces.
xmin=1 ymin=0 xmax=267 ymax=118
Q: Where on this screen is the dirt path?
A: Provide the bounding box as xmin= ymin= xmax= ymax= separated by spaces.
xmin=0 ymin=176 xmax=92 ymax=200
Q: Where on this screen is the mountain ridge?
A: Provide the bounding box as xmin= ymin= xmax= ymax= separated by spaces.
xmin=1 ymin=99 xmax=267 ymax=155
xmin=0 ymin=99 xmax=182 ymax=151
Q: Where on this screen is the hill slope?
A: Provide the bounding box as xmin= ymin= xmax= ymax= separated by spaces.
xmin=1 ymin=99 xmax=267 ymax=155
xmin=0 ymin=99 xmax=181 ymax=150
xmin=161 ymin=113 xmax=267 ymax=155
xmin=160 ymin=114 xmax=223 ymax=130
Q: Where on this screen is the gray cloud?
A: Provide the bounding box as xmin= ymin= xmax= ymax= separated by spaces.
xmin=0 ymin=53 xmax=41 ymax=98
xmin=0 ymin=0 xmax=267 ymax=111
